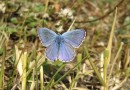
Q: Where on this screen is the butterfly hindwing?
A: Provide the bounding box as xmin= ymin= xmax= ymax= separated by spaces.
xmin=45 ymin=42 xmax=59 ymax=61
xmin=62 ymin=29 xmax=86 ymax=48
xmin=38 ymin=28 xmax=57 ymax=47
xmin=58 ymin=41 xmax=75 ymax=62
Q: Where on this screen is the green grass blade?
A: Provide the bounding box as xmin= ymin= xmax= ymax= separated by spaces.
xmin=45 ymin=63 xmax=65 ymax=90
xmin=51 ymin=56 xmax=88 ymax=88
xmin=84 ymin=46 xmax=106 ymax=86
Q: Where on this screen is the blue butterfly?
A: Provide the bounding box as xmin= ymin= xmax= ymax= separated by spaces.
xmin=38 ymin=28 xmax=86 ymax=62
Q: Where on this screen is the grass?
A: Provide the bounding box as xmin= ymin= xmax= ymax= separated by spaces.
xmin=0 ymin=0 xmax=130 ymax=90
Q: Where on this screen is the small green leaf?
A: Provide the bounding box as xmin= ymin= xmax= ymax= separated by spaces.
xmin=10 ymin=17 xmax=18 ymax=24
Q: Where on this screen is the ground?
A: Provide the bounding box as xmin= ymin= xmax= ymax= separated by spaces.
xmin=0 ymin=0 xmax=130 ymax=90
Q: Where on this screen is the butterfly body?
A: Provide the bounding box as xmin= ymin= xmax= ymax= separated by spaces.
xmin=38 ymin=28 xmax=86 ymax=62
xmin=55 ymin=34 xmax=64 ymax=45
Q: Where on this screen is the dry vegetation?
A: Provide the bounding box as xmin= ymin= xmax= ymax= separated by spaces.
xmin=0 ymin=0 xmax=130 ymax=90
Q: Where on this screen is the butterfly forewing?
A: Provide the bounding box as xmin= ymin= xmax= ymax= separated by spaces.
xmin=58 ymin=41 xmax=75 ymax=62
xmin=38 ymin=28 xmax=57 ymax=47
xmin=62 ymin=29 xmax=86 ymax=48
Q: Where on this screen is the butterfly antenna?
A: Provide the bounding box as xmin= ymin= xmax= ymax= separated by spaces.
xmin=67 ymin=17 xmax=76 ymax=31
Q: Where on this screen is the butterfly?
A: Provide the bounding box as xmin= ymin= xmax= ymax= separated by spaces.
xmin=38 ymin=28 xmax=86 ymax=62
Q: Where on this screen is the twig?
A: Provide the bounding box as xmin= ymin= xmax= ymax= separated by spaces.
xmin=76 ymin=0 xmax=125 ymax=23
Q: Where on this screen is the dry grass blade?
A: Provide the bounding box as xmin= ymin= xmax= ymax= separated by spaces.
xmin=22 ymin=52 xmax=27 ymax=90
xmin=40 ymin=66 xmax=44 ymax=90
xmin=103 ymin=8 xmax=117 ymax=90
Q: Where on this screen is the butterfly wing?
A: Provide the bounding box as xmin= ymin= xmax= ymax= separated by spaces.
xmin=62 ymin=29 xmax=86 ymax=48
xmin=58 ymin=41 xmax=75 ymax=62
xmin=38 ymin=28 xmax=57 ymax=47
xmin=45 ymin=42 xmax=59 ymax=61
